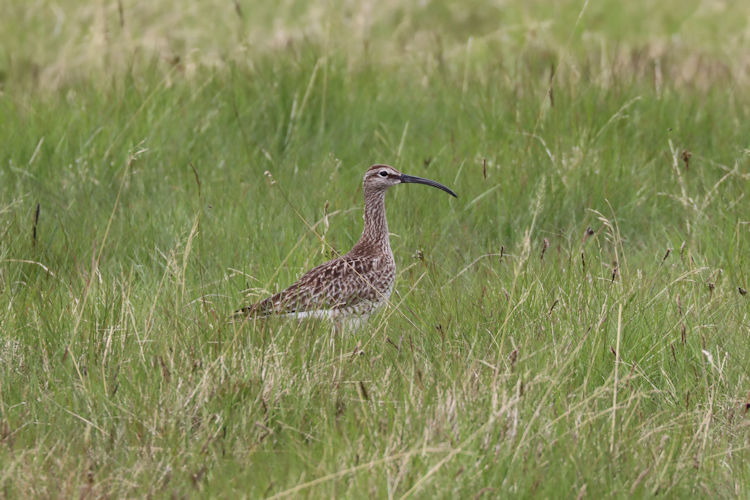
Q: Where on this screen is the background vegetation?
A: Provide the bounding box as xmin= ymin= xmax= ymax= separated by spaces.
xmin=1 ymin=0 xmax=748 ymax=497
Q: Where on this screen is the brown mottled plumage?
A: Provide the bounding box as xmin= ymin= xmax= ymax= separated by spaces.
xmin=236 ymin=164 xmax=457 ymax=329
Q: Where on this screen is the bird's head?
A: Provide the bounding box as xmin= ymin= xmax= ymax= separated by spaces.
xmin=363 ymin=164 xmax=457 ymax=197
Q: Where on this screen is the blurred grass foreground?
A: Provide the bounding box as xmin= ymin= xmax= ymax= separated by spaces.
xmin=1 ymin=0 xmax=749 ymax=498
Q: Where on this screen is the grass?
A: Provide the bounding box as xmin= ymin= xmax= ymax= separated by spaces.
xmin=1 ymin=0 xmax=749 ymax=497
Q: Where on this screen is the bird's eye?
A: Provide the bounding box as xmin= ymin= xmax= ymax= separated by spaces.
xmin=379 ymin=171 xmax=388 ymax=177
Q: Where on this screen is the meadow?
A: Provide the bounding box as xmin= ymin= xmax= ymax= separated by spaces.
xmin=1 ymin=0 xmax=749 ymax=497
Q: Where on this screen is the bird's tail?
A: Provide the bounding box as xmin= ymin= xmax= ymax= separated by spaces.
xmin=231 ymin=305 xmax=253 ymax=321
xmin=231 ymin=297 xmax=275 ymax=322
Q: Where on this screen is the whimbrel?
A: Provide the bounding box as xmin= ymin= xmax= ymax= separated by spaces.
xmin=236 ymin=164 xmax=457 ymax=329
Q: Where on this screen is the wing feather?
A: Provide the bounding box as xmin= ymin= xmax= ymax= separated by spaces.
xmin=237 ymin=255 xmax=387 ymax=317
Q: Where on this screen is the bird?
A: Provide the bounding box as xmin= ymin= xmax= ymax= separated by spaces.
xmin=236 ymin=164 xmax=457 ymax=330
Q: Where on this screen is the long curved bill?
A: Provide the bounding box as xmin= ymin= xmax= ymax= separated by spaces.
xmin=400 ymin=174 xmax=458 ymax=198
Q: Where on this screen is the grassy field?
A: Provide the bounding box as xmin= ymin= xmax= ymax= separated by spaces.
xmin=1 ymin=0 xmax=749 ymax=497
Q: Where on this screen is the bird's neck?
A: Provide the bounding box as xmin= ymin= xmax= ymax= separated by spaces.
xmin=351 ymin=188 xmax=391 ymax=256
